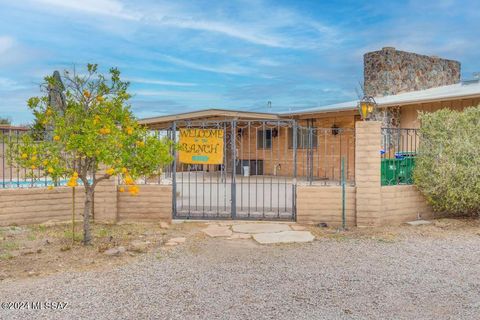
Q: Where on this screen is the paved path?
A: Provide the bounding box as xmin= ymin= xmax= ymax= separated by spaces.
xmin=1 ymin=235 xmax=480 ymax=319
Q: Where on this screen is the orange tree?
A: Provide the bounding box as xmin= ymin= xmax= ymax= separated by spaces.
xmin=8 ymin=64 xmax=173 ymax=244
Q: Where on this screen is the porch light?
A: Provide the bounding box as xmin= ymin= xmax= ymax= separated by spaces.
xmin=358 ymin=96 xmax=377 ymax=120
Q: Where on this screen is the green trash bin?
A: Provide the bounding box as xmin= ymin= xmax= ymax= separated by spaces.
xmin=396 ymin=152 xmax=416 ymax=184
xmin=381 ymin=158 xmax=399 ymax=185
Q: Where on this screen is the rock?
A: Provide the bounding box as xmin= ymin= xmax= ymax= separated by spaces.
xmin=168 ymin=237 xmax=186 ymax=244
xmin=129 ymin=240 xmax=150 ymax=253
xmin=406 ymin=220 xmax=432 ymax=226
xmin=290 ymin=225 xmax=307 ymax=231
xmin=104 ymin=246 xmax=126 ymax=256
xmin=165 ymin=241 xmax=178 ymax=246
xmin=253 ymin=231 xmax=315 ymax=244
xmin=160 ymin=222 xmax=170 ymax=229
xmin=201 ymin=225 xmax=233 ymax=237
xmin=27 ymin=271 xmax=38 ymax=277
xmin=232 ymin=223 xmax=291 ymax=234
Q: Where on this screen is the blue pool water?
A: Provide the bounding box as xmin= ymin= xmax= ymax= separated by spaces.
xmin=0 ymin=179 xmax=87 ymax=189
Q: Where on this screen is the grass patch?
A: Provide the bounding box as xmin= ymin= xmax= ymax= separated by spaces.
xmin=0 ymin=252 xmax=13 ymax=260
xmin=96 ymin=228 xmax=110 ymax=238
xmin=1 ymin=241 xmax=19 ymax=250
xmin=63 ymin=230 xmax=83 ymax=242
xmin=27 ymin=234 xmax=36 ymax=241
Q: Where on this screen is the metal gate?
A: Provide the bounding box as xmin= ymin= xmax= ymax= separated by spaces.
xmin=172 ymin=119 xmax=297 ymax=220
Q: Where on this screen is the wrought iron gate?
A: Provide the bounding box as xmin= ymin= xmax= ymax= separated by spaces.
xmin=172 ymin=119 xmax=297 ymax=220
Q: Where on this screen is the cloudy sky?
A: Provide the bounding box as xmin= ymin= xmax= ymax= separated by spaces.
xmin=1 ymin=0 xmax=479 ymax=124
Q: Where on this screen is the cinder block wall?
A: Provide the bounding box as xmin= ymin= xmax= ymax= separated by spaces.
xmin=0 ymin=182 xmax=172 ymax=226
xmin=381 ymin=185 xmax=433 ymax=224
xmin=296 ymin=186 xmax=356 ymax=227
xmin=117 ymin=185 xmax=172 ymax=223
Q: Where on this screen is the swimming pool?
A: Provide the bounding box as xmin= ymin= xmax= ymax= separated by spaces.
xmin=0 ymin=179 xmax=87 ymax=189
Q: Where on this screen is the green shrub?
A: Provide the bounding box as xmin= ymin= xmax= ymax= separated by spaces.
xmin=414 ymin=106 xmax=480 ymax=216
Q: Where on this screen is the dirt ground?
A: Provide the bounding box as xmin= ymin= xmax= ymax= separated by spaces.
xmin=1 ymin=218 xmax=480 ymax=320
xmin=0 ymin=221 xmax=208 ymax=281
xmin=1 ymin=218 xmax=479 ymax=282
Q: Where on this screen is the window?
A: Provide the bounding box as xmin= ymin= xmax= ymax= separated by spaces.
xmin=257 ymin=129 xmax=272 ymax=149
xmin=288 ymin=127 xmax=317 ymax=149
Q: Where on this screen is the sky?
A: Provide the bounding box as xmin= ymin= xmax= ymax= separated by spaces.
xmin=1 ymin=0 xmax=480 ymax=124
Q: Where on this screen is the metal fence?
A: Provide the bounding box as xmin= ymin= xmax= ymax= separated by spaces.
xmin=296 ymin=126 xmax=355 ymax=185
xmin=0 ymin=123 xmax=356 ymax=190
xmin=381 ymin=127 xmax=419 ymax=185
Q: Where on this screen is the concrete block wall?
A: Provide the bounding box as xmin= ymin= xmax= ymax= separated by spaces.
xmin=380 ymin=185 xmax=434 ymax=224
xmin=296 ymin=186 xmax=356 ymax=227
xmin=0 ymin=182 xmax=172 ymax=226
xmin=117 ymin=185 xmax=172 ymax=223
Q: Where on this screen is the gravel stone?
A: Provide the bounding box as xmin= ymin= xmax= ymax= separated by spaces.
xmin=1 ymin=236 xmax=480 ymax=319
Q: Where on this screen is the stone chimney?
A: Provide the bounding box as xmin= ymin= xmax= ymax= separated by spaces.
xmin=363 ymin=47 xmax=461 ymax=97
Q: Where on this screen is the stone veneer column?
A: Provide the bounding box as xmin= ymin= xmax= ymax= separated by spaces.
xmin=355 ymin=121 xmax=382 ymax=226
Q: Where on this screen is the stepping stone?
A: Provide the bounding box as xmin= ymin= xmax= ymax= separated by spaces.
xmin=232 ymin=223 xmax=291 ymax=234
xmin=406 ymin=220 xmax=431 ymax=226
xmin=201 ymin=225 xmax=232 ymax=237
xmin=227 ymin=233 xmax=252 ymax=240
xmin=168 ymin=237 xmax=186 ymax=244
xmin=253 ymin=231 xmax=315 ymax=244
xmin=290 ymin=225 xmax=307 ymax=231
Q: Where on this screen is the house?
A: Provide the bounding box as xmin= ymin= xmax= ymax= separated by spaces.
xmin=138 ymin=48 xmax=480 ymax=225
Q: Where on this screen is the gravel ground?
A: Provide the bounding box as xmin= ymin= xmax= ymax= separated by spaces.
xmin=1 ymin=234 xmax=480 ymax=319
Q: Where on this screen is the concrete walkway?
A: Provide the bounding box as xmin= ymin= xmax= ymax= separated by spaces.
xmin=201 ymin=222 xmax=315 ymax=244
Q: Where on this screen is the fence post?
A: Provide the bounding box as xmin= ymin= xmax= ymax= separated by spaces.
xmin=172 ymin=121 xmax=177 ymax=219
xmin=341 ymin=157 xmax=346 ymax=229
xmin=355 ymin=121 xmax=382 ymax=226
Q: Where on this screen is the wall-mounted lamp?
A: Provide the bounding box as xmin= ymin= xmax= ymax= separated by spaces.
xmin=358 ymin=95 xmax=377 ymax=120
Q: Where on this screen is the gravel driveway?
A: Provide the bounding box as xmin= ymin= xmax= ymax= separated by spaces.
xmin=1 ymin=233 xmax=480 ymax=319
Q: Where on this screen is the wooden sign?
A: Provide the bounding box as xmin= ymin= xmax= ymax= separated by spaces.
xmin=179 ymin=128 xmax=224 ymax=164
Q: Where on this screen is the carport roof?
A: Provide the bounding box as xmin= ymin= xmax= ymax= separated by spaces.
xmin=139 ymin=108 xmax=280 ymax=128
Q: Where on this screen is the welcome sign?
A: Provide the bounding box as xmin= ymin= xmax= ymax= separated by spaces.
xmin=179 ymin=128 xmax=224 ymax=164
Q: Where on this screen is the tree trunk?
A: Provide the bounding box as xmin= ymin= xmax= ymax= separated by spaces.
xmin=83 ymin=187 xmax=94 ymax=245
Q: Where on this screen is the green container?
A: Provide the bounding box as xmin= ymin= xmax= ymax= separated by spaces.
xmin=397 ymin=155 xmax=415 ymax=184
xmin=381 ymin=158 xmax=399 ymax=185
xmin=381 ymin=152 xmax=417 ymax=186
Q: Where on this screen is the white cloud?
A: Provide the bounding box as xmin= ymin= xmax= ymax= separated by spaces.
xmin=0 ymin=77 xmax=26 ymax=91
xmin=127 ymin=77 xmax=197 ymax=87
xmin=33 ymin=0 xmax=139 ymax=20
xmin=0 ymin=36 xmax=14 ymax=55
xmin=158 ymin=54 xmax=253 ymax=75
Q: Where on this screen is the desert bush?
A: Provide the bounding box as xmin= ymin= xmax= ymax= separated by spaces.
xmin=414 ymin=106 xmax=480 ymax=216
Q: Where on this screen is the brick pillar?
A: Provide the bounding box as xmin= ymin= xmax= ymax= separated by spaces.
xmin=355 ymin=121 xmax=382 ymax=226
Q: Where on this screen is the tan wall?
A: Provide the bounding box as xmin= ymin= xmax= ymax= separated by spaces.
xmin=400 ymin=98 xmax=480 ymax=128
xmin=0 ymin=182 xmax=172 ymax=226
xmin=355 ymin=121 xmax=383 ymax=226
xmin=117 ymin=185 xmax=172 ymax=223
xmin=296 ymin=185 xmax=356 ymax=227
xmin=380 ymin=185 xmax=434 ymax=224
